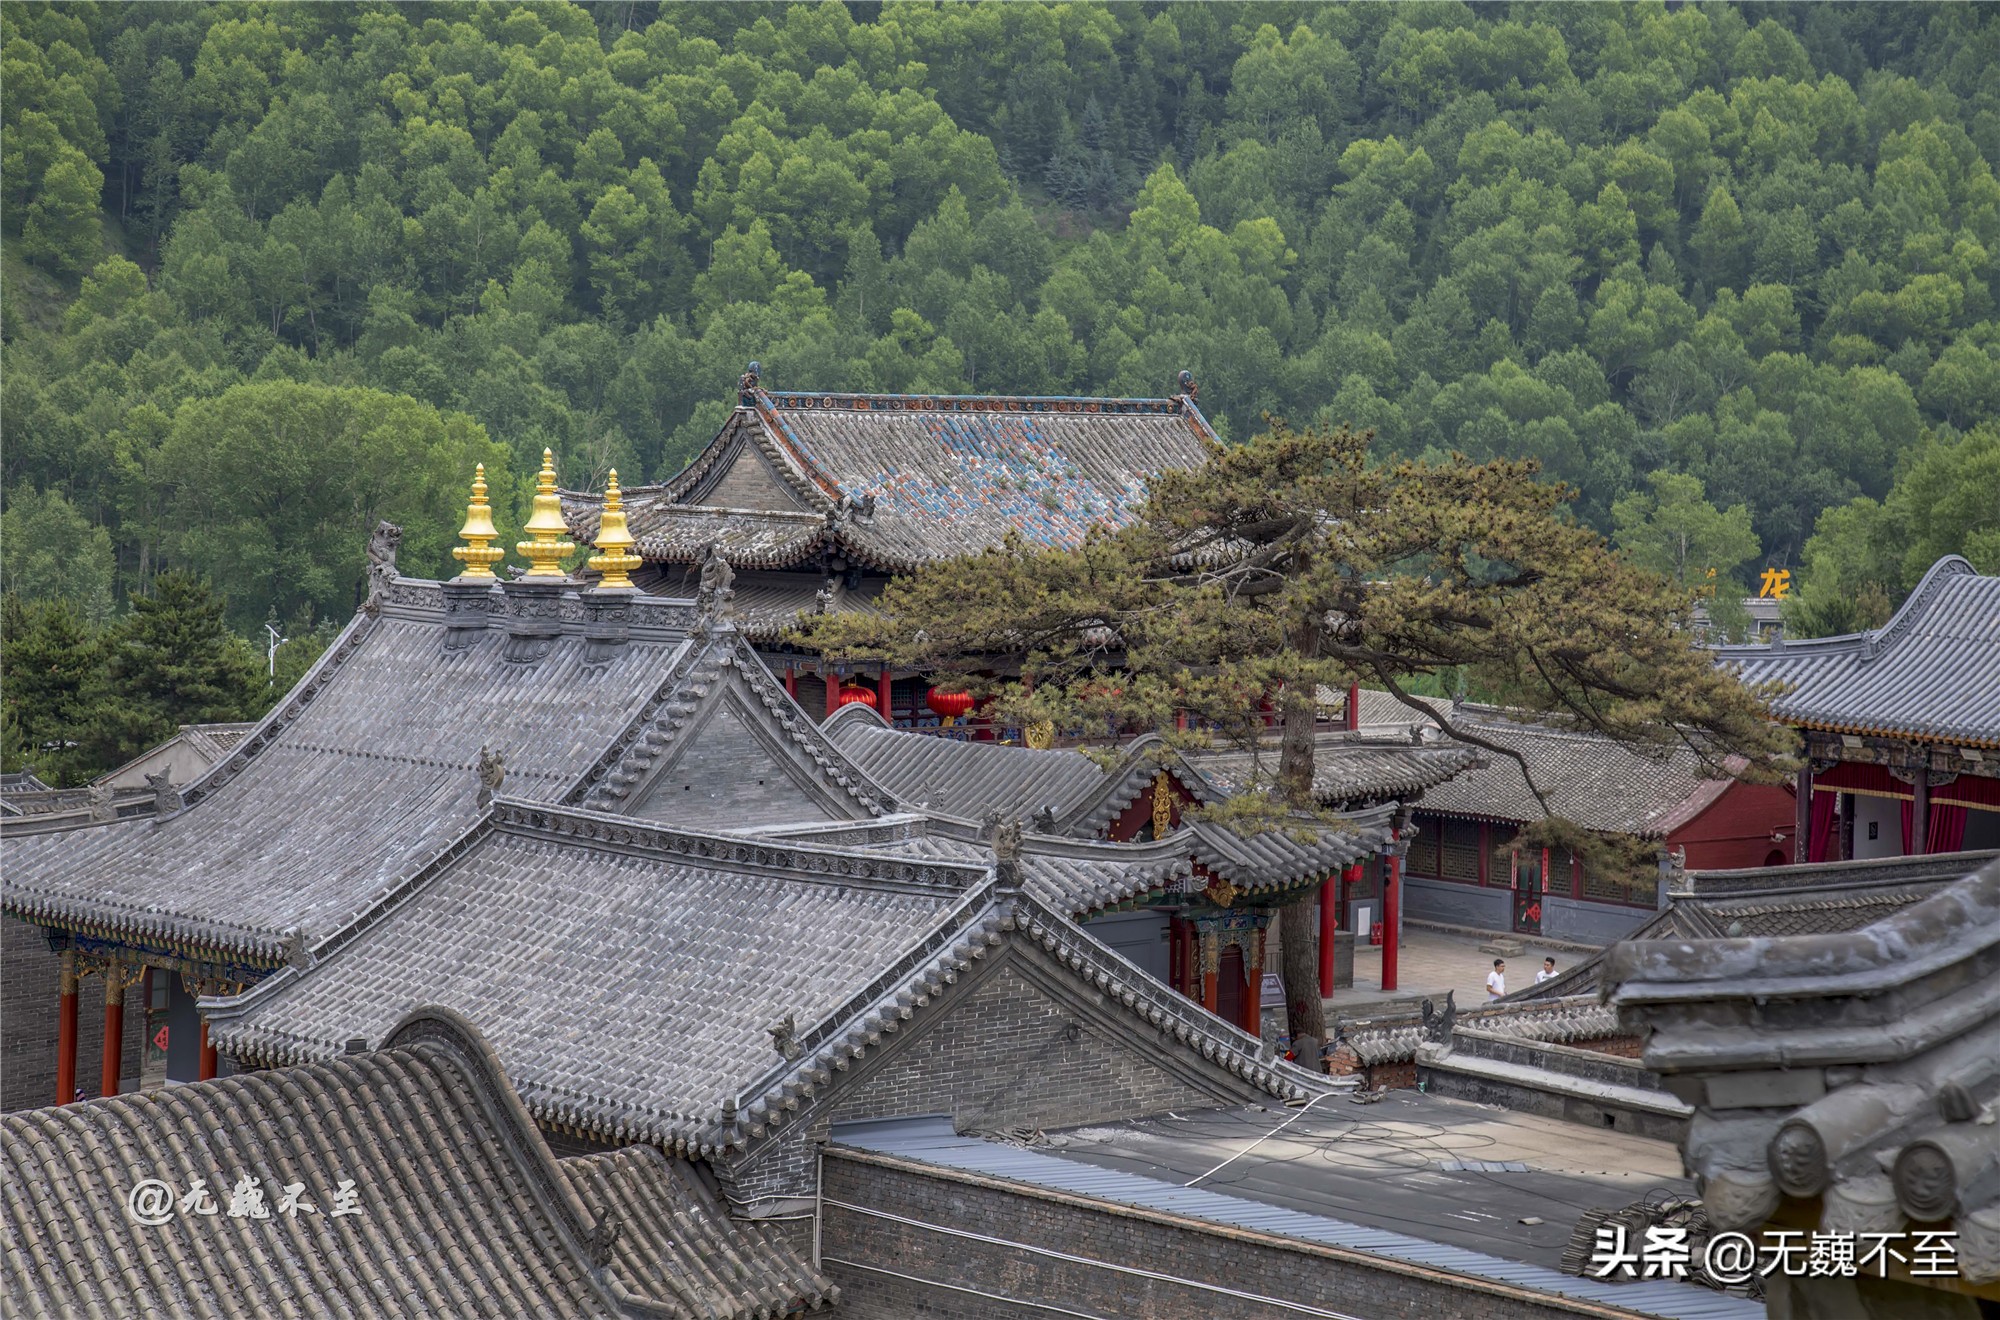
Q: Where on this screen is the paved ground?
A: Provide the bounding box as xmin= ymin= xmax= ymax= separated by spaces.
xmin=1332 ymin=924 xmax=1589 ymax=1019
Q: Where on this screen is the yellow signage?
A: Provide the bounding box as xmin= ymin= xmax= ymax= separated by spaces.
xmin=1758 ymin=568 xmax=1792 ymax=600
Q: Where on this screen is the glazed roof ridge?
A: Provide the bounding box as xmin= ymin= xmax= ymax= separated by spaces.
xmin=1712 ymin=554 xmax=1979 ymax=662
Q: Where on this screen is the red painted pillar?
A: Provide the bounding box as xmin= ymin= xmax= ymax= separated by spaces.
xmin=1913 ymin=774 xmax=1930 ymax=857
xmin=56 ymin=950 xmax=78 ymax=1105
xmin=1242 ymin=934 xmax=1263 ymax=1035
xmin=199 ymin=1018 xmax=217 ymax=1081
xmin=784 ymin=665 xmax=796 ymax=700
xmin=878 ymin=666 xmax=893 ymax=719
xmin=1345 ymin=681 xmax=1361 ymax=732
xmin=1198 ymin=929 xmax=1218 ymax=1014
xmin=1794 ymin=762 xmax=1813 ymax=864
xmin=1381 ymin=843 xmax=1401 ymax=993
xmin=825 ymin=667 xmax=839 ymax=718
xmin=1317 ymin=875 xmax=1337 ymax=997
xmin=101 ymin=969 xmax=126 ymax=1099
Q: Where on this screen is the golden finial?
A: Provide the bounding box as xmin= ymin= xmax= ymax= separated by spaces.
xmin=516 ymin=448 xmax=575 ymax=578
xmin=452 ymin=463 xmax=504 ymax=579
xmin=587 ymin=469 xmax=641 ymax=590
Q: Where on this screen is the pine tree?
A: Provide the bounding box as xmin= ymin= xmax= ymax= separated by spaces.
xmin=0 ymin=594 xmax=104 ymax=784
xmin=84 ymin=572 xmax=261 ymax=769
xmin=803 ymin=420 xmax=1794 ymax=1048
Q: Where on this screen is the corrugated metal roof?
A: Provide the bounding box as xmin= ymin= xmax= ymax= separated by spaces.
xmin=1716 ymin=556 xmax=2000 ymax=746
xmin=834 ymin=1116 xmax=1758 ymax=1320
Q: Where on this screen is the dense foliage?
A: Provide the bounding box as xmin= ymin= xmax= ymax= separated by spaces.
xmin=4 ymin=2 xmax=1999 ymax=772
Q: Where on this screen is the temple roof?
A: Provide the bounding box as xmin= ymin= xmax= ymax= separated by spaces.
xmin=765 ymin=807 xmax=1398 ymax=915
xmin=1189 ymin=731 xmax=1482 ymax=806
xmin=1716 ymin=555 xmax=2000 ymax=748
xmin=0 ymin=1007 xmax=834 ymax=1318
xmin=563 ymin=387 xmax=1218 ymax=574
xmin=1512 ymin=851 xmax=1995 ymax=1002
xmin=823 ymin=703 xmax=1107 ymax=822
xmin=0 ymin=582 xmax=700 ymax=966
xmin=1603 ymin=856 xmax=2000 ymax=1280
xmin=210 ymin=801 xmax=1321 ymax=1158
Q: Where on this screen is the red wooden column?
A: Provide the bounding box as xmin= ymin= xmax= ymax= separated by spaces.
xmin=1345 ymin=681 xmax=1361 ymax=731
xmin=783 ymin=665 xmax=796 ymax=700
xmin=825 ymin=666 xmax=839 ymax=718
xmin=1198 ymin=928 xmax=1219 ymax=1015
xmin=1242 ymin=931 xmax=1264 ymax=1034
xmin=1381 ymin=843 xmax=1402 ymax=993
xmin=1317 ymin=875 xmax=1338 ymax=997
xmin=100 ymin=965 xmax=126 ymax=1099
xmin=55 ymin=950 xmax=79 ymax=1105
xmin=878 ymin=665 xmax=893 ymax=718
xmin=1913 ymin=773 xmax=1931 ymax=856
xmin=199 ymin=1019 xmax=217 ymax=1081
xmin=1794 ymin=762 xmax=1813 ymax=863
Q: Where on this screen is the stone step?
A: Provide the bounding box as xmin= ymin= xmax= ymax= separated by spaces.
xmin=1479 ymin=937 xmax=1526 ymax=958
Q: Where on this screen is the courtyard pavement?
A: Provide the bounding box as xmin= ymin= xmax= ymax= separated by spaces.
xmin=1327 ymin=923 xmax=1591 ymax=1020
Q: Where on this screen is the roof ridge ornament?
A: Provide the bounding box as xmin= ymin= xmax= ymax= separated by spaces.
xmin=452 ymin=464 xmax=505 ymax=580
xmin=1176 ymin=369 xmax=1197 ymax=402
xmin=696 ymin=542 xmax=736 ymax=621
xmin=739 ymin=360 xmax=761 ymax=403
xmin=516 ymin=449 xmax=575 ymax=579
xmin=585 ymin=469 xmax=641 ymax=591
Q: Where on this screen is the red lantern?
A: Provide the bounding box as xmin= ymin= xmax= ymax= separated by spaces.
xmin=836 ymin=685 xmax=877 ymax=709
xmin=927 ymin=688 xmax=976 ymax=719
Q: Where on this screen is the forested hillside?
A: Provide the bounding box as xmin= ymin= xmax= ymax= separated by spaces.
xmin=4 ymin=1 xmax=1999 ymax=777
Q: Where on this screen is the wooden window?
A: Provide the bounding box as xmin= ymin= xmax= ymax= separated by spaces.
xmin=1439 ymin=818 xmax=1482 ymax=883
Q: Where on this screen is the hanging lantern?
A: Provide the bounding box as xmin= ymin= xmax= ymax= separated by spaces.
xmin=836 ymin=685 xmax=877 ymax=709
xmin=927 ymin=688 xmax=976 ymax=720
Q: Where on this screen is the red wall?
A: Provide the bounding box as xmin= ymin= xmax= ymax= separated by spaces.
xmin=1668 ymin=780 xmax=1797 ymax=870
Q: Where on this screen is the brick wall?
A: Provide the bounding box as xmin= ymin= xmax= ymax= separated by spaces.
xmin=820 ymin=1149 xmax=1637 ymax=1320
xmin=3 ymin=919 xmax=145 ymax=1112
xmin=724 ymin=942 xmax=1264 ymax=1203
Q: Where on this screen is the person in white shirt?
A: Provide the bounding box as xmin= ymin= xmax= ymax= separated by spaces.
xmin=1536 ymin=956 xmax=1558 ymax=984
xmin=1485 ymin=959 xmax=1506 ymax=1001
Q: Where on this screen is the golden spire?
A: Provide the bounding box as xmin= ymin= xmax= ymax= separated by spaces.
xmin=516 ymin=448 xmax=575 ymax=578
xmin=587 ymin=469 xmax=641 ymax=590
xmin=451 ymin=463 xmax=504 ymax=579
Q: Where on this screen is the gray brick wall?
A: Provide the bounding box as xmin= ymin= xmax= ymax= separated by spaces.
xmin=821 ymin=1151 xmax=1613 ymax=1320
xmin=724 ymin=943 xmax=1262 ymax=1204
xmin=3 ymin=918 xmax=146 ymax=1112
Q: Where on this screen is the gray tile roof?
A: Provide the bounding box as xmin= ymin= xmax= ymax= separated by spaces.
xmin=1401 ymin=716 xmax=1717 ymax=836
xmin=1 ymin=582 xmax=700 ymax=965
xmin=823 ymin=704 xmax=1108 ymax=822
xmin=1716 ymin=555 xmax=2000 ymax=745
xmin=0 ymin=1006 xmax=831 ymax=1318
xmin=563 ymin=389 xmax=1219 ymax=573
xmin=572 ymin=622 xmax=893 ymax=827
xmin=769 ymin=808 xmax=1397 ymax=917
xmin=1512 ymin=851 xmax=1994 ymax=1002
xmin=637 ymin=564 xmax=883 ymax=641
xmin=558 ymin=1147 xmax=835 ymax=1318
xmin=1190 ymin=731 xmax=1482 ymax=805
xmin=211 ymin=801 xmax=1326 ymax=1160
xmin=1604 ymin=857 xmax=2000 ymax=1282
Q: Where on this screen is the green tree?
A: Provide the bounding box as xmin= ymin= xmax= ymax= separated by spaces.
xmin=156 ymin=383 xmax=509 ymax=628
xmin=84 ymin=572 xmax=260 ymax=770
xmin=0 ymin=594 xmax=103 ymax=783
xmin=0 ymin=486 xmax=117 ymax=622
xmin=803 ymin=420 xmax=1791 ymax=1047
xmin=1611 ymin=469 xmax=1761 ymax=592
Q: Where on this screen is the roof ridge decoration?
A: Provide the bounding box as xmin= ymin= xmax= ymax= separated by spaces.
xmin=1053 ymin=733 xmax=1221 ymax=837
xmin=567 ymin=626 xmax=894 ymax=820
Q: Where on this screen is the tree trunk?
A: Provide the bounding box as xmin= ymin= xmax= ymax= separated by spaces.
xmin=1277 ymin=621 xmax=1326 ymax=1051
